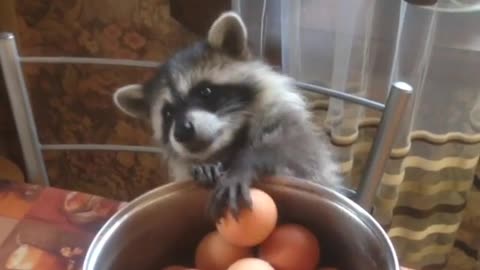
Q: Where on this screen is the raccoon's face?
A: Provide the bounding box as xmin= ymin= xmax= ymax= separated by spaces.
xmin=113 ymin=12 xmax=260 ymax=162
xmin=148 ymin=58 xmax=258 ymax=161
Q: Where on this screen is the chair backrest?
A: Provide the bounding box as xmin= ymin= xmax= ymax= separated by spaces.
xmin=0 ymin=32 xmax=412 ymax=212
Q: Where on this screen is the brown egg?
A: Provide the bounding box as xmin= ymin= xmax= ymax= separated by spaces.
xmin=216 ymin=188 xmax=277 ymax=247
xmin=227 ymin=258 xmax=274 ymax=270
xmin=259 ymin=224 xmax=321 ymax=270
xmin=195 ymin=231 xmax=253 ymax=270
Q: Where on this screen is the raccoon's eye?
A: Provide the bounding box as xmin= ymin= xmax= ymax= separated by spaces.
xmin=200 ymin=87 xmax=212 ymax=97
xmin=162 ymin=104 xmax=174 ymax=120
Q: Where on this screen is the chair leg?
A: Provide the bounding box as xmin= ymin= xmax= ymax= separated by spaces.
xmin=356 ymin=82 xmax=412 ymax=211
xmin=0 ymin=33 xmax=49 ymax=186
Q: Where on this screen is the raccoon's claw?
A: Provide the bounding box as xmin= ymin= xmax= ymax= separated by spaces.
xmin=192 ymin=162 xmax=224 ymax=187
xmin=208 ymin=180 xmax=252 ymax=221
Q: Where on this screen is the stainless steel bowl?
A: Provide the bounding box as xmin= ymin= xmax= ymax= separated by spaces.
xmin=83 ymin=177 xmax=399 ymax=270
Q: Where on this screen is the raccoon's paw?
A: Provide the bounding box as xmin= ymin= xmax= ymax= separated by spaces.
xmin=208 ymin=177 xmax=252 ymax=221
xmin=192 ymin=162 xmax=224 ymax=187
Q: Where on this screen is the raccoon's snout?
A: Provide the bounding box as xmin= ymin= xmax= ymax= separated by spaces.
xmin=174 ymin=119 xmax=210 ymax=152
xmin=174 ymin=120 xmax=195 ymax=143
xmin=171 ymin=110 xmax=225 ymax=154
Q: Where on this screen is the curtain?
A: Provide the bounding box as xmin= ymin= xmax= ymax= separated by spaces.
xmin=235 ymin=1 xmax=480 ymax=269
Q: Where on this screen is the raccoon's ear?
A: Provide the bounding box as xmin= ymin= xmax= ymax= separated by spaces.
xmin=113 ymin=84 xmax=149 ymax=119
xmin=208 ymin=11 xmax=248 ymax=58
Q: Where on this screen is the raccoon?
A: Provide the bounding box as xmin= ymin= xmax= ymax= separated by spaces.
xmin=113 ymin=11 xmax=342 ymax=219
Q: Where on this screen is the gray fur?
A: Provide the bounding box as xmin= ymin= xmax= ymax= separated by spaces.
xmin=113 ymin=11 xmax=343 ymax=219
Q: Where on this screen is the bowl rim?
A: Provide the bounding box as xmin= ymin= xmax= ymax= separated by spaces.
xmin=83 ymin=177 xmax=399 ymax=270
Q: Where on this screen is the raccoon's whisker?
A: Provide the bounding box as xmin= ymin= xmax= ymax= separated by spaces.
xmin=217 ymin=103 xmax=250 ymax=115
xmin=221 ymin=111 xmax=253 ymax=127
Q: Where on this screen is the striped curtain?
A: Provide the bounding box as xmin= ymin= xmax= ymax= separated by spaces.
xmin=329 ymin=117 xmax=480 ymax=269
xmin=236 ymin=0 xmax=480 ymax=269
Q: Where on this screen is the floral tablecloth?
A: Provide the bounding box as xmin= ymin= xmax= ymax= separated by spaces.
xmin=0 ymin=180 xmax=414 ymax=270
xmin=0 ymin=180 xmax=124 ymax=270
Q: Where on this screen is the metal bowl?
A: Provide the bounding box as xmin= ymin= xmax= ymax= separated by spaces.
xmin=83 ymin=177 xmax=399 ymax=270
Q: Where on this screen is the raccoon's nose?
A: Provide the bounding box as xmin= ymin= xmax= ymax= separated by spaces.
xmin=174 ymin=120 xmax=195 ymax=143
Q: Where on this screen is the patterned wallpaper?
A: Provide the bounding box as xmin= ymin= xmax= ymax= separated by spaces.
xmin=13 ymin=0 xmax=199 ymax=200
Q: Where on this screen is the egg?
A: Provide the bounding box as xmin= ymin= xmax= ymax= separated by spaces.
xmin=195 ymin=231 xmax=253 ymax=270
xmin=216 ymin=188 xmax=277 ymax=247
xmin=227 ymin=258 xmax=274 ymax=270
xmin=259 ymin=223 xmax=321 ymax=270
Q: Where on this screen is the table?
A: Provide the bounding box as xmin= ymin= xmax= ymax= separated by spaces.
xmin=0 ymin=180 xmax=124 ymax=270
xmin=0 ymin=180 xmax=414 ymax=270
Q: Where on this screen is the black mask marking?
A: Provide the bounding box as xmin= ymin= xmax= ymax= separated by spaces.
xmin=187 ymin=80 xmax=257 ymax=115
